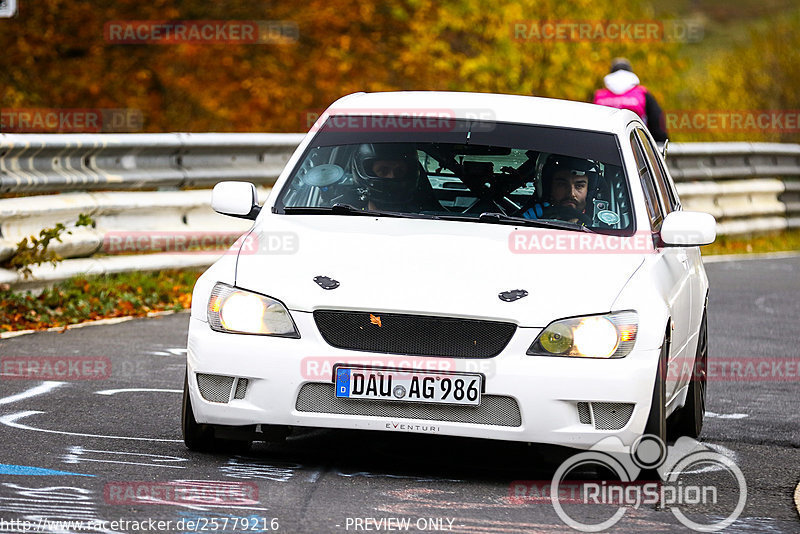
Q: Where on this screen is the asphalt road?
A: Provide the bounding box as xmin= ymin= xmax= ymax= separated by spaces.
xmin=0 ymin=255 xmax=798 ymax=534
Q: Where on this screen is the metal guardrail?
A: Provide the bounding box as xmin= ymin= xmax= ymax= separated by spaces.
xmin=667 ymin=142 xmax=800 ymax=181
xmin=1 ymin=134 xmax=799 ymax=288
xmin=668 ymin=142 xmax=800 ymax=235
xmin=0 ymin=133 xmax=304 ymax=193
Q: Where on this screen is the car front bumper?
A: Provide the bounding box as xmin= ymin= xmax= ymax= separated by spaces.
xmin=187 ymin=314 xmax=660 ymax=450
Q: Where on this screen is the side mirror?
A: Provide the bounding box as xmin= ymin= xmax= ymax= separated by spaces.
xmin=657 ymin=139 xmax=669 ymax=158
xmin=211 ymin=181 xmax=260 ymax=220
xmin=660 ymin=211 xmax=716 ymax=246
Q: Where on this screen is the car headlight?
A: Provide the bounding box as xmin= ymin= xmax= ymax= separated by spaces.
xmin=527 ymin=311 xmax=637 ymax=358
xmin=207 ymin=283 xmax=299 ymax=337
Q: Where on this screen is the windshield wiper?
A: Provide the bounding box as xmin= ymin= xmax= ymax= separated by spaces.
xmin=283 ymin=204 xmax=436 ymax=220
xmin=436 ymin=212 xmax=596 ymax=232
xmin=282 ymin=206 xmax=592 ymax=231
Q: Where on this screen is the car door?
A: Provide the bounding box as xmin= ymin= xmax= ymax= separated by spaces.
xmin=645 ymin=134 xmax=706 ymax=335
xmin=629 ymin=127 xmax=692 ymax=401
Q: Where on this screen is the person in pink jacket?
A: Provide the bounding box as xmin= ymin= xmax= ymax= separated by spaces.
xmin=593 ymin=58 xmax=668 ymax=142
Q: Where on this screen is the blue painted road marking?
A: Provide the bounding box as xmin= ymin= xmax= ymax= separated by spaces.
xmin=0 ymin=463 xmax=94 ymax=477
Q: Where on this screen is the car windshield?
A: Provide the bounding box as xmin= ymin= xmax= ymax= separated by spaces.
xmin=274 ymin=117 xmax=634 ymax=234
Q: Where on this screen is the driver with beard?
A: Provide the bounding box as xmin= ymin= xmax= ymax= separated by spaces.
xmin=521 ymin=154 xmax=599 ymax=225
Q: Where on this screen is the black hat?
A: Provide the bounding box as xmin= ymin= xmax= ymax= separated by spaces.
xmin=610 ymin=57 xmax=633 ymax=73
xmin=540 ymin=154 xmax=600 ymax=201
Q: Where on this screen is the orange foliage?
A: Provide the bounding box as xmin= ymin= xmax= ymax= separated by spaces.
xmin=1 ymin=0 xmax=696 ymax=135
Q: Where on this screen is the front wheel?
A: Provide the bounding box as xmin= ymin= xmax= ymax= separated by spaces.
xmin=644 ymin=336 xmax=668 ymax=445
xmin=669 ymin=310 xmax=707 ymax=439
xmin=182 ymin=370 xmax=251 ymax=453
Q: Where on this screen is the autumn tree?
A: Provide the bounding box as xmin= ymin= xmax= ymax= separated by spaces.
xmin=677 ymin=9 xmax=800 ymax=142
xmin=1 ymin=0 xmax=689 ymax=133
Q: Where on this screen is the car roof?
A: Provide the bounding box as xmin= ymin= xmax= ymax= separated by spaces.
xmin=326 ymin=91 xmax=639 ymax=135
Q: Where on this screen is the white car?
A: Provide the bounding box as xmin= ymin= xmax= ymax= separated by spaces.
xmin=182 ymin=91 xmax=715 ymax=453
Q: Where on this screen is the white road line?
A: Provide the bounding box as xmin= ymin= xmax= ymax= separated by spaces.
xmin=794 ymin=481 xmax=799 ymax=518
xmin=129 ymin=494 xmax=268 ymax=511
xmin=702 ymin=251 xmax=800 ymax=264
xmin=66 ymin=446 xmax=187 ymax=462
xmin=754 ymin=296 xmax=775 ymax=315
xmin=0 ymin=309 xmax=185 ymax=339
xmin=704 ymin=442 xmax=741 ymax=466
xmin=147 ymin=348 xmax=188 ymax=357
xmin=705 ymin=411 xmax=749 ymax=419
xmin=62 ymin=446 xmax=188 ymax=468
xmin=61 ymin=457 xmax=187 ymax=469
xmin=94 ymin=388 xmax=182 ymax=396
xmin=0 ymin=381 xmax=64 ymax=405
xmin=0 ymin=411 xmax=182 ymax=442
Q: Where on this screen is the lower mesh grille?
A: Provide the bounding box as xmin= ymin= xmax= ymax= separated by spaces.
xmin=233 ymin=378 xmax=248 ymax=400
xmin=577 ymin=402 xmax=592 ymax=425
xmin=296 ymin=382 xmax=522 ymax=427
xmin=591 ymin=402 xmax=634 ymax=430
xmin=196 ymin=374 xmax=235 ymax=403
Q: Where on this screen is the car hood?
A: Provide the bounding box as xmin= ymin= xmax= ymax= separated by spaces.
xmin=234 ymin=215 xmax=646 ymax=327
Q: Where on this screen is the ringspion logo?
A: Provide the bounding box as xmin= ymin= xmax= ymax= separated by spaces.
xmin=518 ymin=435 xmax=747 ymax=532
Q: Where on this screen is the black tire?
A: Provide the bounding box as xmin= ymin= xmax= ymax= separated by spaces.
xmin=644 ymin=335 xmax=668 ymax=445
xmin=669 ymin=310 xmax=707 ymax=439
xmin=182 ymin=371 xmax=216 ymax=451
xmin=182 ymin=370 xmax=252 ymax=453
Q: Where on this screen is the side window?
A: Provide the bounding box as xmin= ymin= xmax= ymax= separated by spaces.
xmin=635 ymin=129 xmax=678 ymax=213
xmin=630 ymin=131 xmax=663 ymax=229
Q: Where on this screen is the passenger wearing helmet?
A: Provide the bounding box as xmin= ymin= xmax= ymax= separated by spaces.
xmin=521 ymin=154 xmax=600 ymax=225
xmin=351 ymin=143 xmax=432 ymax=212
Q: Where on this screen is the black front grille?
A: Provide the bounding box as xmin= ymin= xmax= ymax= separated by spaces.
xmin=313 ymin=310 xmax=516 ymax=358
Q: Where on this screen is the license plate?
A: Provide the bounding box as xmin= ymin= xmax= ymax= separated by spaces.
xmin=334 ymin=366 xmax=482 ymax=406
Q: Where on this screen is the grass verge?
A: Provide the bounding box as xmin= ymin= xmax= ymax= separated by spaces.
xmin=702 ymin=228 xmax=800 ymax=255
xmin=0 ymin=270 xmax=202 ymax=333
xmin=2 ymin=229 xmax=799 ymax=333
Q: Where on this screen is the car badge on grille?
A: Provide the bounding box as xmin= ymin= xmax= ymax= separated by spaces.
xmin=369 ymin=314 xmax=382 ymax=327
